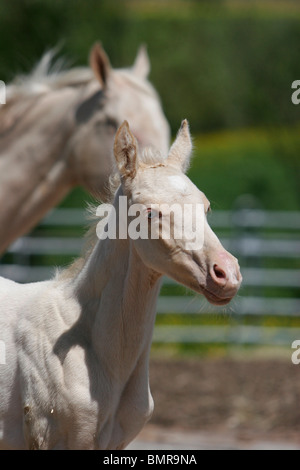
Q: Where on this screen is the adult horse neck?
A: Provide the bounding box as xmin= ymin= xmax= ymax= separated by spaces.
xmin=0 ymin=43 xmax=170 ymax=254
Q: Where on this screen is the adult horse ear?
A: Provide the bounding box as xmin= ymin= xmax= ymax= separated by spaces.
xmin=132 ymin=44 xmax=150 ymax=79
xmin=114 ymin=121 xmax=138 ymax=180
xmin=167 ymin=120 xmax=193 ymax=173
xmin=89 ymin=42 xmax=111 ymax=87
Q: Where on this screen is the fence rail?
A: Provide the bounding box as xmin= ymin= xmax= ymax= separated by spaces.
xmin=1 ymin=208 xmax=300 ymax=346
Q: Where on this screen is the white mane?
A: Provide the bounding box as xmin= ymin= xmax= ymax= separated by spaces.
xmin=6 ymin=49 xmax=94 ymax=100
xmin=6 ymin=50 xmax=158 ymax=102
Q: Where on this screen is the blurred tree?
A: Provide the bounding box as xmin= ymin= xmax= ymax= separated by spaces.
xmin=0 ymin=0 xmax=299 ymax=210
xmin=1 ymin=0 xmax=300 ymax=134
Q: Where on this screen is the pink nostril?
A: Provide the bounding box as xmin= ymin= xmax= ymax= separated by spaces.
xmin=209 ymin=251 xmax=242 ymax=292
xmin=213 ymin=264 xmax=226 ymax=279
xmin=211 ymin=264 xmax=227 ymax=286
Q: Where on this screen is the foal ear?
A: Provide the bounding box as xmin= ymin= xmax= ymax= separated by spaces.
xmin=89 ymin=42 xmax=111 ymax=87
xmin=167 ymin=119 xmax=193 ymax=173
xmin=132 ymin=44 xmax=150 ymax=79
xmin=114 ymin=121 xmax=138 ymax=179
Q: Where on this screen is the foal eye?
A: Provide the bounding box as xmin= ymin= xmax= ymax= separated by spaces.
xmin=146 ymin=208 xmax=161 ymax=219
xmin=147 ymin=210 xmax=156 ymax=219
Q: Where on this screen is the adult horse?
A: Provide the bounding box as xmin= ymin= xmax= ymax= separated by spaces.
xmin=0 ymin=120 xmax=242 ymax=449
xmin=0 ymin=43 xmax=170 ymax=254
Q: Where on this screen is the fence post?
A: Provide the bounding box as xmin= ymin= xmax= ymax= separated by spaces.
xmin=231 ymin=194 xmax=265 ymax=335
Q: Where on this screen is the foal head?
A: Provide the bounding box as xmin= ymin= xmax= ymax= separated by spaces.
xmin=113 ymin=120 xmax=242 ymax=305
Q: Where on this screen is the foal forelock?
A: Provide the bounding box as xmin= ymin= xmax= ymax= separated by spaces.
xmin=105 ymin=146 xmax=165 ymax=202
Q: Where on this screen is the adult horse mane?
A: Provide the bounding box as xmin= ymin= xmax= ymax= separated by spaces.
xmin=0 ymin=43 xmax=170 ymax=254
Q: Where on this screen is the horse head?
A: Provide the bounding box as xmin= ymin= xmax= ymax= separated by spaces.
xmin=113 ymin=120 xmax=242 ymax=305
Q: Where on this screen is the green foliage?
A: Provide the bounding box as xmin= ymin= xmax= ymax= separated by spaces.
xmin=189 ymin=126 xmax=300 ymax=210
xmin=1 ymin=0 xmax=300 ymax=134
xmin=0 ymin=1 xmax=299 ymax=210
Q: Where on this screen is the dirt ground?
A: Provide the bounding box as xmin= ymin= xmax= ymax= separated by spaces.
xmin=140 ymin=355 xmax=300 ymax=447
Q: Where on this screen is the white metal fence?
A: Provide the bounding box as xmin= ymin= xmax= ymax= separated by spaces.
xmin=1 ymin=208 xmax=300 ymax=346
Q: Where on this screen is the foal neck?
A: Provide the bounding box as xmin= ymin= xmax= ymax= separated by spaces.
xmin=73 ymin=212 xmax=162 ymax=380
